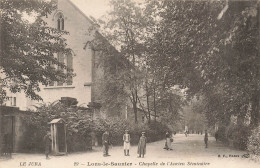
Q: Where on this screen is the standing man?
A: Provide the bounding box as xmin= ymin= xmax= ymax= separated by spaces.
xmin=137 ymin=132 xmax=147 ymax=158
xmin=123 ymin=130 xmax=130 ymax=156
xmin=215 ymin=131 xmax=219 ymax=141
xmin=43 ymin=131 xmax=51 ymax=159
xmin=102 ymin=130 xmax=110 ymax=157
xmin=204 ymin=130 xmax=208 ymax=148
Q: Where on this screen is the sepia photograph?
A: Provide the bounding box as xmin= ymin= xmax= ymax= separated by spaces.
xmin=0 ymin=0 xmax=260 ymax=168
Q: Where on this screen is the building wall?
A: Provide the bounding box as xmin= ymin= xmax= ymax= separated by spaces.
xmin=39 ymin=0 xmax=95 ymax=107
xmin=4 ymin=90 xmax=33 ymax=111
xmin=13 ymin=114 xmax=28 ymax=152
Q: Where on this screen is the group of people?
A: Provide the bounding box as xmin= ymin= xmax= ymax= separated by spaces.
xmin=103 ymin=130 xmax=176 ymax=158
xmin=164 ymin=130 xmax=209 ymax=150
xmin=102 ymin=130 xmax=147 ymax=158
xmin=184 ymin=129 xmax=209 ymax=148
xmin=43 ymin=129 xmax=210 ymax=159
xmin=43 ymin=129 xmax=147 ymax=159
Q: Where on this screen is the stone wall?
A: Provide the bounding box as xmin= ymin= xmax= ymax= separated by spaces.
xmin=0 ymin=106 xmax=30 ymax=154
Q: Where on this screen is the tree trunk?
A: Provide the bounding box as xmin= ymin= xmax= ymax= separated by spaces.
xmin=131 ymin=91 xmax=138 ymax=123
xmin=153 ymin=87 xmax=156 ymax=122
xmin=133 ymin=99 xmax=138 ymax=123
xmin=146 ymin=81 xmax=151 ymax=124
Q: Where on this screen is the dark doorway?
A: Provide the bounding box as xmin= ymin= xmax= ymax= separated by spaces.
xmin=57 ymin=124 xmax=65 ymax=152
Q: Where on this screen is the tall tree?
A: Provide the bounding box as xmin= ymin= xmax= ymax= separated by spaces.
xmin=99 ymin=0 xmax=188 ymax=126
xmin=100 ymin=0 xmax=148 ymax=123
xmin=90 ymin=32 xmax=130 ymax=116
xmin=148 ymin=0 xmax=260 ymax=127
xmin=0 ymin=0 xmax=73 ymax=102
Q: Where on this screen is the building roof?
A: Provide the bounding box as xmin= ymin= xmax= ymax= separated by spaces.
xmin=49 ymin=118 xmax=65 ymax=124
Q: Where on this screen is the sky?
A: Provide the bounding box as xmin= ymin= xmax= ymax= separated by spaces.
xmin=71 ymin=0 xmax=111 ymax=20
xmin=22 ymin=0 xmax=111 ymax=23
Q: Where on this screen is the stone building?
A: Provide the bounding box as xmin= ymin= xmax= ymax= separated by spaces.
xmin=2 ymin=0 xmax=148 ymax=123
xmin=1 ymin=0 xmax=124 ymax=152
xmin=3 ymin=0 xmax=109 ymax=112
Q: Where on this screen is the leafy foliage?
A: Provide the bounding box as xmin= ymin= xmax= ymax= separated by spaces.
xmin=247 ymin=125 xmax=260 ymax=161
xmin=99 ymin=0 xmax=156 ymax=123
xmin=0 ymin=0 xmax=73 ymax=101
xmin=22 ymin=102 xmax=94 ymax=152
xmin=90 ymin=32 xmax=130 ymax=116
xmin=21 ymin=102 xmax=168 ymax=152
xmin=3 ymin=0 xmax=259 ymax=152
xmin=97 ymin=0 xmax=186 ymax=127
xmin=93 ymin=117 xmax=167 ymax=145
xmin=145 ymin=0 xmax=259 ymax=130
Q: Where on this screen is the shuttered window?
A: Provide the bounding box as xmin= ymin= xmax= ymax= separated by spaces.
xmin=57 ymin=52 xmax=64 ymax=86
xmin=49 ymin=59 xmax=55 ymax=86
xmin=66 ymin=53 xmax=73 ymax=85
xmin=13 ymin=97 xmax=16 ymax=106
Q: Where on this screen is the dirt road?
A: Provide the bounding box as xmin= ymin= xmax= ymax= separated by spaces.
xmin=0 ymin=134 xmax=258 ymax=168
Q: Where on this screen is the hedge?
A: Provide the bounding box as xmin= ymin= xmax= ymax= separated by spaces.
xmin=20 ymin=103 xmax=168 ymax=153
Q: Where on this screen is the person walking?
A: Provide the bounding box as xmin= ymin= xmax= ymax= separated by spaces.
xmin=164 ymin=131 xmax=173 ymax=150
xmin=169 ymin=132 xmax=173 ymax=150
xmin=164 ymin=131 xmax=168 ymax=149
xmin=123 ymin=130 xmax=130 ymax=156
xmin=185 ymin=131 xmax=188 ymax=137
xmin=215 ymin=131 xmax=219 ymax=141
xmin=102 ymin=130 xmax=111 ymax=157
xmin=43 ymin=131 xmax=51 ymax=159
xmin=204 ymin=130 xmax=208 ymax=148
xmin=137 ymin=132 xmax=147 ymax=158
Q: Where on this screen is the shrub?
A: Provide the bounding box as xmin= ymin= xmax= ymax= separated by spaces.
xmin=93 ymin=117 xmax=168 ymax=145
xmin=223 ymin=124 xmax=250 ymax=150
xmin=21 ymin=102 xmax=168 ymax=153
xmin=21 ymin=102 xmax=94 ymax=153
xmin=215 ymin=125 xmax=229 ymax=144
xmin=247 ymin=125 xmax=260 ymax=161
xmin=216 ymin=124 xmax=251 ymax=150
xmin=93 ymin=117 xmax=129 ymax=145
xmin=232 ymin=125 xmax=250 ymax=150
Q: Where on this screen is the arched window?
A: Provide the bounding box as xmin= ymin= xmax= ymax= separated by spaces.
xmin=57 ymin=14 xmax=64 ymax=30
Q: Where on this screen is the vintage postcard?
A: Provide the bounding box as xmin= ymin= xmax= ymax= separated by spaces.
xmin=0 ymin=0 xmax=259 ymax=168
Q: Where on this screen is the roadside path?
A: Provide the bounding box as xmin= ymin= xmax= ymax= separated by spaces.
xmin=0 ymin=134 xmax=259 ymax=168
